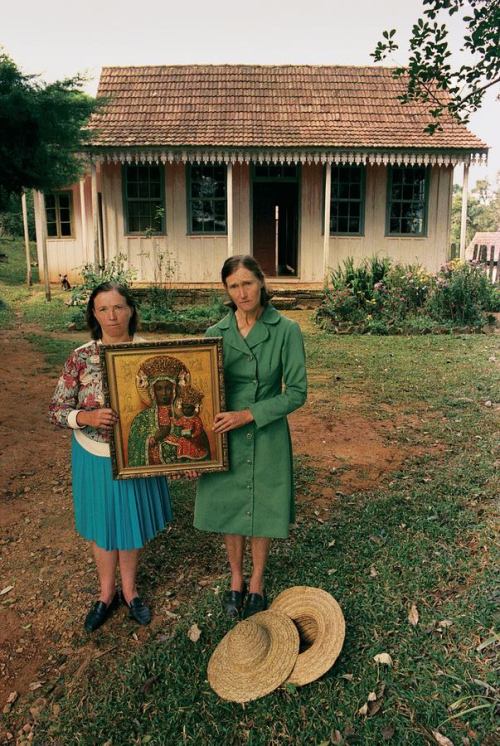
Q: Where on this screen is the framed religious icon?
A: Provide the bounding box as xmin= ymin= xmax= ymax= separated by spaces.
xmin=100 ymin=338 xmax=228 ymax=479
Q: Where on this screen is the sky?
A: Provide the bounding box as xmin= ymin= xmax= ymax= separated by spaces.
xmin=2 ymin=0 xmax=498 ymax=190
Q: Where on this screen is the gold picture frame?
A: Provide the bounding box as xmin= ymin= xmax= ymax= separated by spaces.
xmin=100 ymin=338 xmax=228 ymax=479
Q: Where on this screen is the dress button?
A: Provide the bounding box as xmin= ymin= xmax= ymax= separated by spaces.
xmin=246 ymin=432 xmax=252 ymax=440
xmin=247 ymin=458 xmax=251 ymax=464
xmin=248 ymin=355 xmax=253 ymax=361
xmin=253 ymin=379 xmax=257 ymax=385
xmin=246 ymin=484 xmax=251 ymax=489
xmin=246 ymin=511 xmax=251 ymax=516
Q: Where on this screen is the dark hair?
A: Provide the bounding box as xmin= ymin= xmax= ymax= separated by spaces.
xmin=86 ymin=282 xmax=138 ymax=340
xmin=221 ymin=255 xmax=272 ymax=310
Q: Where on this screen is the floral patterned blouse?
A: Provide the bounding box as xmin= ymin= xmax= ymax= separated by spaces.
xmin=49 ymin=337 xmax=144 ymax=457
xmin=49 ymin=340 xmax=109 ymax=456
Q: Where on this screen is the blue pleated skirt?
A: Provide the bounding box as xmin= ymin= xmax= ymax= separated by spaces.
xmin=71 ymin=435 xmax=173 ymax=551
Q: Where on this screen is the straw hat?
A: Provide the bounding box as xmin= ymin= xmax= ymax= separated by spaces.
xmin=271 ymin=586 xmax=345 ymax=686
xmin=207 ymin=610 xmax=300 ymax=703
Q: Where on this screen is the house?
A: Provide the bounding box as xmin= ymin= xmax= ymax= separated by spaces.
xmin=33 ymin=65 xmax=488 ymax=287
xmin=465 ymin=231 xmax=500 ymax=284
xmin=465 ymin=231 xmax=500 ymax=261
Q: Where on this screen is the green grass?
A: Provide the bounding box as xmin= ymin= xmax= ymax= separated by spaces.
xmin=0 ymin=238 xmax=78 ymax=331
xmin=0 ymin=236 xmax=39 ymax=285
xmin=0 ymin=284 xmax=79 ymax=332
xmin=30 ymin=326 xmax=498 ymax=745
xmin=20 ymin=290 xmax=78 ymax=330
xmin=25 ymin=333 xmax=84 ymax=369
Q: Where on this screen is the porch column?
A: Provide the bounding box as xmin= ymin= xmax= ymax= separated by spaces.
xmin=459 ymin=162 xmax=469 ymax=260
xmin=227 ymin=162 xmax=233 ymax=257
xmin=36 ymin=191 xmax=51 ymax=301
xmin=91 ymin=162 xmax=100 ymax=267
xmin=21 ymin=192 xmax=32 ymax=287
xmin=323 ymin=162 xmax=332 ymax=280
xmin=79 ymin=177 xmax=88 ymax=259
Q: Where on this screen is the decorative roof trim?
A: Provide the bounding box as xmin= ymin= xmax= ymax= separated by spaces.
xmin=89 ymin=148 xmax=488 ymax=168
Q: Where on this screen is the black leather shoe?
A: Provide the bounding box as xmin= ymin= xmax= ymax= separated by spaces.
xmin=222 ymin=582 xmax=247 ymax=619
xmin=242 ymin=591 xmax=268 ymax=620
xmin=126 ymin=596 xmax=151 ymax=625
xmin=84 ymin=592 xmax=120 ymax=633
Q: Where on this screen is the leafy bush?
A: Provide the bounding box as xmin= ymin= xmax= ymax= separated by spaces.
xmin=68 ymin=254 xmax=137 ymax=327
xmin=70 ymin=254 xmax=137 ymax=307
xmin=320 ymin=256 xmax=391 ymax=324
xmin=377 ymin=264 xmax=433 ymax=320
xmin=139 ymin=292 xmax=227 ymax=327
xmin=426 ymin=260 xmax=500 ymax=324
xmin=316 ymin=256 xmax=498 ymax=334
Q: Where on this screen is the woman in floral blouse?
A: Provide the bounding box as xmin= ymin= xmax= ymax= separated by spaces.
xmin=49 ymin=282 xmax=172 ymax=632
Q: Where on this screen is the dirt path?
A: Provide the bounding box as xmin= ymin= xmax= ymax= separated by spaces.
xmin=0 ymin=322 xmax=426 ymax=740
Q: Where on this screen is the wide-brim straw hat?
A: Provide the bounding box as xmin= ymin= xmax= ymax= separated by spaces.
xmin=207 ymin=610 xmax=300 ymax=703
xmin=271 ymin=586 xmax=345 ymax=686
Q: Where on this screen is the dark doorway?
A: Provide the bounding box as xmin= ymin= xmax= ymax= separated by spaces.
xmin=252 ymin=181 xmax=299 ymax=277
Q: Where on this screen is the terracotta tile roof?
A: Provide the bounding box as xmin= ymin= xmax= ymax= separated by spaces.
xmin=89 ymin=65 xmax=487 ymax=151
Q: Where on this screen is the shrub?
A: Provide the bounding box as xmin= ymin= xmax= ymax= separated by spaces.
xmin=69 ymin=254 xmax=137 ymax=307
xmin=381 ymin=264 xmax=434 ymax=320
xmin=426 ymin=260 xmax=499 ymax=325
xmin=139 ymin=292 xmax=227 ymax=326
xmin=318 ymin=256 xmax=391 ymax=326
xmin=316 ymin=256 xmax=498 ymax=334
xmin=68 ymin=254 xmax=137 ymax=328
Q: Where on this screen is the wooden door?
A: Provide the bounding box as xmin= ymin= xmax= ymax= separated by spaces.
xmin=253 ymin=183 xmax=277 ymax=276
xmin=252 ymin=182 xmax=298 ymax=277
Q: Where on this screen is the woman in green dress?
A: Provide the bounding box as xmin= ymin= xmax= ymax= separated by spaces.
xmin=194 ymin=255 xmax=307 ymax=619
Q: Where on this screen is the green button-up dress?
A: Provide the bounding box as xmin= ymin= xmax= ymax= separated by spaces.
xmin=194 ymin=304 xmax=307 ymax=539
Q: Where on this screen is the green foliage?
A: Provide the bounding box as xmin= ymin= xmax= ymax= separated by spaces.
xmin=0 ymin=237 xmax=38 ymax=285
xmin=450 ymin=176 xmax=500 ymax=247
xmin=0 ymin=50 xmax=101 ymax=207
xmin=139 ymin=292 xmax=227 ymax=326
xmin=138 ymin=209 xmax=179 ymax=310
xmin=427 ymin=259 xmax=500 ymax=323
xmin=0 ymin=293 xmax=13 ymax=328
xmin=70 ymin=254 xmax=137 ymax=306
xmin=372 ymin=0 xmax=500 ymax=132
xmin=317 ymin=256 xmax=497 ymax=332
xmin=22 ymin=291 xmax=78 ymax=331
xmin=0 ymin=190 xmax=35 ymax=239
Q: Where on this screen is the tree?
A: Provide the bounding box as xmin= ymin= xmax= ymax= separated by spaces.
xmin=0 ymin=191 xmax=35 ymax=239
xmin=372 ymin=0 xmax=500 ymax=133
xmin=450 ymin=173 xmax=500 ymax=246
xmin=0 ymin=51 xmax=100 ymax=210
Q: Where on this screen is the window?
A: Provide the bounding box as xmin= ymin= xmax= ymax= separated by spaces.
xmin=187 ymin=165 xmax=227 ymax=234
xmin=123 ymin=164 xmax=165 ymax=234
xmin=45 ymin=192 xmax=73 ymax=238
xmin=330 ymin=165 xmax=365 ymax=235
xmin=387 ymin=166 xmax=429 ymax=236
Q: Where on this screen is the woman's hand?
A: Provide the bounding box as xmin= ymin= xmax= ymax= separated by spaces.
xmin=169 ymin=470 xmax=200 ymax=481
xmin=76 ymin=408 xmax=119 ymax=431
xmin=154 ymin=426 xmax=170 ymax=442
xmin=212 ymin=409 xmax=254 ymax=434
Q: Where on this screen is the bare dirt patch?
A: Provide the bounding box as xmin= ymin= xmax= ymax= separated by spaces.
xmin=289 ymin=387 xmax=442 ymax=511
xmin=0 ymin=323 xmax=439 ymax=739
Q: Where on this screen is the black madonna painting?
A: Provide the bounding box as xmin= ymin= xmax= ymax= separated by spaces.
xmin=100 ymin=339 xmax=228 ymax=479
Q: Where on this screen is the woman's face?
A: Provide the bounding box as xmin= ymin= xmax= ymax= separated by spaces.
xmin=225 ymin=266 xmax=263 ymax=315
xmin=93 ymin=289 xmax=133 ymax=341
xmin=153 ymin=379 xmax=174 ymax=406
